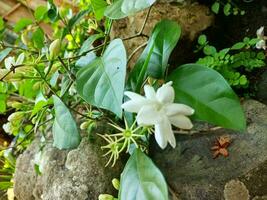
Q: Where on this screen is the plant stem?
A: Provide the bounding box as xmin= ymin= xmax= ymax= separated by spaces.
xmin=58 ymin=56 xmax=76 ymax=81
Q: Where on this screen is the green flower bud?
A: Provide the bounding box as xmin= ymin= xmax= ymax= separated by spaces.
xmin=10 ymin=102 xmax=22 ymax=109
xmin=98 ymin=194 xmax=114 ymax=200
xmin=112 ymin=178 xmax=120 ymax=190
xmin=21 ymin=31 xmax=31 ymax=46
xmin=8 ymin=112 xmax=24 ymax=122
xmin=49 ymin=39 xmax=61 ymax=60
xmin=80 ymin=121 xmax=90 ymax=130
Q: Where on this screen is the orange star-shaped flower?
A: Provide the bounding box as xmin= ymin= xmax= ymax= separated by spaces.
xmin=211 ymin=135 xmax=231 ymax=159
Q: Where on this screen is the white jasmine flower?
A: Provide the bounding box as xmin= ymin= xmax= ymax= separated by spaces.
xmin=121 ymin=82 xmax=194 ymax=149
xmin=256 ymin=26 xmax=266 ymax=50
xmin=4 ymin=53 xmax=25 ymax=70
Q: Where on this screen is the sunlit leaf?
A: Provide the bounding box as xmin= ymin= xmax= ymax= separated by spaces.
xmin=76 ymin=39 xmax=127 ymax=117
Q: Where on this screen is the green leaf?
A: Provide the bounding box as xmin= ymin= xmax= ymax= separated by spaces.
xmin=121 ymin=0 xmax=156 ymax=16
xmin=223 ymin=3 xmax=231 ymax=16
xmin=231 ymin=42 xmax=245 ymax=50
xmin=76 ymin=52 xmax=96 ymax=68
xmin=76 ymin=39 xmax=127 ymax=117
xmin=127 ymin=20 xmax=181 ymax=92
xmin=211 ymin=2 xmax=220 ymax=14
xmin=79 ymin=34 xmax=103 ymax=55
xmin=105 ymin=0 xmax=156 ymax=19
xmin=203 ymin=45 xmax=217 ymax=56
xmin=14 ymin=18 xmax=33 ymax=32
xmin=104 ymin=0 xmax=127 ymax=19
xmin=68 ymin=9 xmax=91 ymax=29
xmin=52 ymin=95 xmax=81 ymax=149
xmin=0 ymin=17 xmax=4 ymax=31
xmin=47 ymin=1 xmax=59 ymax=22
xmin=0 ymin=48 xmax=12 ymax=63
xmin=168 ymin=64 xmax=246 ymax=131
xmin=0 ymin=94 xmax=7 ymax=113
xmin=32 ymin=28 xmax=45 ymax=49
xmin=34 ymin=6 xmax=48 ymax=21
xmin=31 ymin=92 xmax=47 ymax=117
xmin=119 ymin=149 xmax=168 ymax=200
xmin=198 ymin=34 xmax=207 ymax=46
xmin=239 ymin=75 xmax=248 ymax=86
xmin=91 ymin=0 xmax=108 ymax=20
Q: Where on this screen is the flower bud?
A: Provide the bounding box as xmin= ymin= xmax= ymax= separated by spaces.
xmin=49 ymin=39 xmax=61 ymax=60
xmin=98 ymin=194 xmax=114 ymax=200
xmin=8 ymin=112 xmax=24 ymax=122
xmin=2 ymin=123 xmax=11 ymax=134
xmin=11 ymin=102 xmax=22 ymax=109
xmin=21 ymin=31 xmax=31 ymax=46
xmin=80 ymin=121 xmax=90 ymax=130
xmin=112 ymin=178 xmax=120 ymax=190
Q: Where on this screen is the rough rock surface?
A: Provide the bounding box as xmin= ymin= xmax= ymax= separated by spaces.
xmin=13 ymin=132 xmax=123 ymax=200
xmin=151 ymin=100 xmax=267 ymax=200
xmin=223 ymin=180 xmax=250 ymax=200
xmin=111 ymin=2 xmax=214 ymax=67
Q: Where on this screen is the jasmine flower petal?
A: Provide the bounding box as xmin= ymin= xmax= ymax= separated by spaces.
xmin=137 ymin=105 xmax=162 ymax=126
xmin=169 ymin=115 xmax=193 ymax=130
xmin=165 ymin=103 xmax=195 ymax=116
xmin=154 ymin=123 xmax=168 ymax=149
xmin=144 ymin=85 xmax=156 ymax=99
xmin=156 ymin=81 xmax=175 ymax=103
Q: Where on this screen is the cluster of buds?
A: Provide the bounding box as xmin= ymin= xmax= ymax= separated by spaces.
xmin=98 ymin=178 xmax=120 ymax=200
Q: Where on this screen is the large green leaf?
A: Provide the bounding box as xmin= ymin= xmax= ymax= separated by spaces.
xmin=105 ymin=0 xmax=156 ymax=19
xmin=127 ymin=20 xmax=181 ymax=92
xmin=52 ymin=95 xmax=81 ymax=149
xmin=76 ymin=39 xmax=127 ymax=117
xmin=119 ymin=149 xmax=168 ymax=200
xmin=121 ymin=0 xmax=156 ymax=15
xmin=168 ymin=64 xmax=246 ymax=131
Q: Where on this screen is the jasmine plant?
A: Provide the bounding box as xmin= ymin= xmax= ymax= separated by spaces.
xmin=0 ymin=0 xmax=248 ymax=199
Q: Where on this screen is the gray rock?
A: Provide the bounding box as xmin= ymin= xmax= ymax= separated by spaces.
xmin=111 ymin=2 xmax=214 ymax=68
xmin=223 ymin=180 xmax=250 ymax=200
xmin=151 ymin=100 xmax=267 ymax=199
xmin=14 ymin=132 xmax=123 ymax=200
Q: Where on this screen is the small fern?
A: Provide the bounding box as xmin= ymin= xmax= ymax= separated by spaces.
xmin=196 ymin=35 xmax=266 ymax=88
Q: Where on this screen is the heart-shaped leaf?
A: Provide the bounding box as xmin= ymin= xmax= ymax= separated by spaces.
xmin=119 ymin=149 xmax=168 ymax=200
xmin=127 ymin=20 xmax=181 ymax=92
xmin=168 ymin=64 xmax=246 ymax=131
xmin=52 ymin=95 xmax=81 ymax=149
xmin=76 ymin=39 xmax=127 ymax=117
xmin=105 ymin=0 xmax=156 ymax=19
